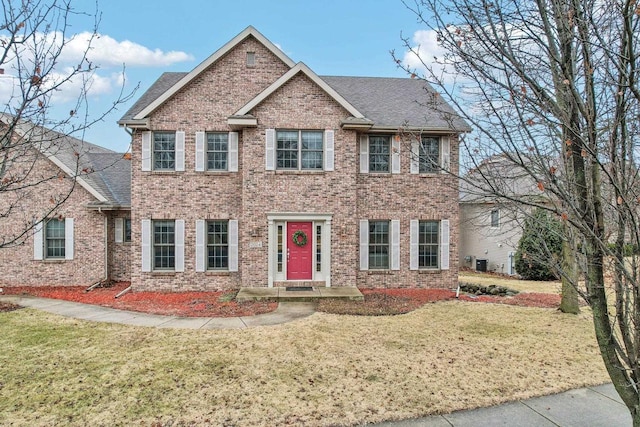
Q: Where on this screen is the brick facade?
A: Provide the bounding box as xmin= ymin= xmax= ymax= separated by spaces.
xmin=125 ymin=31 xmax=460 ymax=292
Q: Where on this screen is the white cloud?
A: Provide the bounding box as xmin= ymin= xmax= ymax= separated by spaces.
xmin=62 ymin=32 xmax=194 ymax=67
xmin=402 ymin=29 xmax=457 ymax=83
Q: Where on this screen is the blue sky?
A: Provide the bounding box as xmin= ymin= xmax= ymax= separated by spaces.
xmin=2 ymin=1 xmax=438 ymax=152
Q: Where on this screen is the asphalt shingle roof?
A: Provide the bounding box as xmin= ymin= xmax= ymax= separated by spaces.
xmin=119 ymin=72 xmax=187 ymax=122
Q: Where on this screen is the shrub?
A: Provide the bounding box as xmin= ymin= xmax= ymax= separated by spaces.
xmin=515 ymin=208 xmax=563 ymax=280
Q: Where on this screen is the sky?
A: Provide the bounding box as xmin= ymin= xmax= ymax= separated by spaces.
xmin=0 ymin=0 xmax=439 ymax=152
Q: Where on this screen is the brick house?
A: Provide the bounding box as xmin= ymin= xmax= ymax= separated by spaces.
xmin=117 ymin=26 xmax=470 ymax=292
xmin=0 ymin=115 xmax=131 ymax=287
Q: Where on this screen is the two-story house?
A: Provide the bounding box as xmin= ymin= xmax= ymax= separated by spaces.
xmin=117 ymin=26 xmax=469 ymax=292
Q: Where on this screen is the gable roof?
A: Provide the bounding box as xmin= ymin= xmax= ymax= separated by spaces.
xmin=234 ymin=62 xmax=364 ymax=119
xmin=120 ymin=26 xmax=295 ymax=125
xmin=119 ymin=72 xmax=186 ymax=123
xmin=2 ymin=114 xmax=130 ymax=208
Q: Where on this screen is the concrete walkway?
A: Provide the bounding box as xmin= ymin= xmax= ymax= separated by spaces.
xmin=372 ymin=383 xmax=630 ymax=426
xmin=0 ymin=295 xmax=631 ymax=426
xmin=0 ymin=295 xmax=315 ymax=329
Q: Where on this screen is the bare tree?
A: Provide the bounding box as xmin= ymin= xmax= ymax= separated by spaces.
xmin=0 ymin=0 xmax=132 ymax=248
xmin=394 ymin=0 xmax=640 ymax=423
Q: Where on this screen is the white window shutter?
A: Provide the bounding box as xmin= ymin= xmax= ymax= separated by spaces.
xmin=359 ymin=135 xmax=369 ymax=173
xmin=324 ymin=129 xmax=335 ymax=171
xmin=115 ymin=218 xmax=124 ymax=243
xmin=141 ymin=132 xmax=152 ymax=171
xmin=392 ymin=137 xmax=401 ymax=174
xmin=175 ymin=131 xmax=185 ymax=172
xmin=195 ymin=131 xmax=205 ymax=172
xmin=410 ymin=220 xmax=419 ymax=270
xmin=410 ymin=140 xmax=420 ymax=174
xmin=33 ymin=221 xmax=43 ymax=260
xmin=391 ymin=219 xmax=400 ymax=270
xmin=65 ymin=218 xmax=74 ymax=260
xmin=141 ymin=219 xmax=151 ymax=272
xmin=195 ymin=220 xmax=206 ymax=272
xmin=175 ymin=219 xmax=185 ymax=272
xmin=359 ymin=219 xmax=369 ymax=270
xmin=265 ymin=129 xmax=275 ymax=170
xmin=229 ymin=219 xmax=239 ymax=272
xmin=229 ymin=132 xmax=239 ymax=172
xmin=440 ymin=219 xmax=450 ymax=270
xmin=441 ymin=136 xmax=450 ymax=173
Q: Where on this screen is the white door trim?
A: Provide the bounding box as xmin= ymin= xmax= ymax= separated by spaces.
xmin=267 ymin=213 xmax=332 ymax=287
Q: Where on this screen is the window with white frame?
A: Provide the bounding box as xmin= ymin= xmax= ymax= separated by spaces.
xmin=368 ymin=220 xmax=390 ymax=269
xmin=276 ymin=130 xmax=323 ymax=170
xmin=419 ymin=137 xmax=440 ymax=173
xmin=207 ymin=133 xmax=228 ymax=171
xmin=368 ymin=136 xmax=391 ymax=173
xmin=410 ymin=219 xmax=449 ymax=271
xmin=491 ymin=209 xmax=500 ymax=228
xmin=153 ymin=132 xmax=176 ymax=170
xmin=45 ymin=218 xmax=65 ymax=258
xmin=207 ymin=220 xmax=228 ymax=270
xmin=419 ymin=220 xmax=439 ymax=268
xmin=153 ymin=220 xmax=175 ymax=270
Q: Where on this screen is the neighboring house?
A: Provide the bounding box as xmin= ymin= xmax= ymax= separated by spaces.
xmin=117 ymin=26 xmax=470 ymax=291
xmin=0 ymin=115 xmax=131 ymax=286
xmin=459 ymin=154 xmax=539 ymax=275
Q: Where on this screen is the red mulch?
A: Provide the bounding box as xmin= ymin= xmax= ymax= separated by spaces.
xmin=1 ymin=282 xmax=277 ymax=317
xmin=0 ymin=283 xmax=562 ymax=317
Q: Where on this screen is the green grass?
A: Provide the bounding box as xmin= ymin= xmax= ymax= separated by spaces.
xmin=0 ymin=301 xmax=609 ymax=426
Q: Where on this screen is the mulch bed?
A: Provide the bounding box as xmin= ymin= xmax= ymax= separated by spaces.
xmin=0 ymin=283 xmax=562 ymax=317
xmin=0 ymin=282 xmax=277 ymax=317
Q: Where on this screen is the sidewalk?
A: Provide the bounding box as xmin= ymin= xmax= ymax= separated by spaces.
xmin=0 ymin=295 xmax=631 ymax=426
xmin=372 ymin=383 xmax=629 ymax=426
xmin=0 ymin=294 xmax=315 ymax=329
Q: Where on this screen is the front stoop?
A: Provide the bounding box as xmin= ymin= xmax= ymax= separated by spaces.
xmin=236 ymin=287 xmax=364 ymax=302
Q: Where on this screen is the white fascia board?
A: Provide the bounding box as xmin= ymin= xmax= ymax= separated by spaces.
xmin=133 ymin=26 xmax=295 ymax=121
xmin=235 ymin=62 xmax=365 ymax=119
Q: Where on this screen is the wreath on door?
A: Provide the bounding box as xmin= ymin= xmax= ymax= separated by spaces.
xmin=292 ymin=230 xmax=308 ymax=247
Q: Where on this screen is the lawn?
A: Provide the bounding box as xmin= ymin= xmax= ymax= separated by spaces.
xmin=0 ymin=297 xmax=609 ymax=426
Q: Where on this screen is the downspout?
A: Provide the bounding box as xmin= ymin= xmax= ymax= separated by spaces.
xmin=100 ymin=207 xmax=109 ymax=282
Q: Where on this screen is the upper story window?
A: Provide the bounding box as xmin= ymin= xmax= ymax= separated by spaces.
xmin=45 ymin=218 xmax=65 ymax=259
xmin=419 ymin=137 xmax=440 ymax=173
xmin=491 ymin=209 xmax=500 ymax=228
xmin=207 ymin=133 xmax=228 ymax=171
xmin=276 ymin=130 xmax=323 ymax=170
xmin=153 ymin=132 xmax=176 ymax=170
xmin=368 ymin=136 xmax=391 ymax=173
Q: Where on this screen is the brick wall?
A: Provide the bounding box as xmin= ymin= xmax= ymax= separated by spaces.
xmin=107 ymin=211 xmax=132 ymax=281
xmin=0 ymin=149 xmax=106 ymax=287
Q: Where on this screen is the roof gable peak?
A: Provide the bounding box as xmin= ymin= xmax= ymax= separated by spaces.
xmin=133 ymin=26 xmax=295 ymax=121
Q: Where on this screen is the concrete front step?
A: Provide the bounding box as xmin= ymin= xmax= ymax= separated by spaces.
xmin=236 ymin=286 xmax=363 ymax=302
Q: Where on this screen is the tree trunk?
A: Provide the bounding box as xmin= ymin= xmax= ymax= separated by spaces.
xmin=559 ymin=237 xmax=579 ymax=314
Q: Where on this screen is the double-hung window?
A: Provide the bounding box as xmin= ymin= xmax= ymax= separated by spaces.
xmin=491 ymin=209 xmax=500 ymax=228
xmin=418 ymin=220 xmax=439 ymax=269
xmin=276 ymin=130 xmax=323 ymax=170
xmin=368 ymin=220 xmax=390 ymax=269
xmin=45 ymin=218 xmax=65 ymax=259
xmin=124 ymin=218 xmax=132 ymax=243
xmin=369 ymin=136 xmax=391 ymax=173
xmin=153 ymin=132 xmax=176 ymax=170
xmin=153 ymin=220 xmax=175 ymax=270
xmin=207 ymin=133 xmax=228 ymax=171
xmin=207 ymin=220 xmax=229 ymax=270
xmin=419 ymin=137 xmax=440 ymax=173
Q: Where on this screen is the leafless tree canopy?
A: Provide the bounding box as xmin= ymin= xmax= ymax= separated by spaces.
xmin=395 ymin=0 xmax=640 ymax=422
xmin=0 ymin=0 xmax=133 ymax=248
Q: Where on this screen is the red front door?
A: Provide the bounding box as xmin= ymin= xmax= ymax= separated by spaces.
xmin=287 ymin=222 xmax=313 ymax=280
